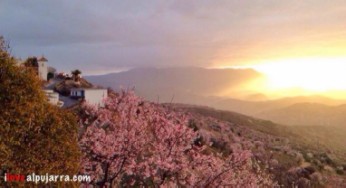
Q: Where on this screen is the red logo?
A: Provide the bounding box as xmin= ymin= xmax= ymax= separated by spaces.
xmin=4 ymin=173 xmax=25 ymax=182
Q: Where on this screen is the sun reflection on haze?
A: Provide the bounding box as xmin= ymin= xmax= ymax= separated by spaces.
xmin=215 ymin=57 xmax=346 ymax=99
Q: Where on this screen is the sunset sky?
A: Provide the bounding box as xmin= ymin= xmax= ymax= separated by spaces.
xmin=1 ymin=1 xmax=346 ymax=97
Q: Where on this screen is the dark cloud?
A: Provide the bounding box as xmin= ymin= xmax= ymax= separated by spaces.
xmin=1 ymin=0 xmax=346 ymax=74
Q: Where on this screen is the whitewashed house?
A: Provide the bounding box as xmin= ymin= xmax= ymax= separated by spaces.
xmin=70 ymin=88 xmax=108 ymax=107
xmin=44 ymin=89 xmax=64 ymax=107
xmin=37 ymin=56 xmax=48 ymax=81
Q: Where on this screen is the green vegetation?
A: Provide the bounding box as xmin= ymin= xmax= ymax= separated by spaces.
xmin=71 ymin=69 xmax=82 ymax=82
xmin=23 ymin=56 xmax=39 ymax=68
xmin=47 ymin=72 xmax=54 ymax=80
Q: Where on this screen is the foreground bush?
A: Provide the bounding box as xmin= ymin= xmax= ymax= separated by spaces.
xmin=0 ymin=37 xmax=80 ymax=186
xmin=79 ymin=91 xmax=276 ymax=187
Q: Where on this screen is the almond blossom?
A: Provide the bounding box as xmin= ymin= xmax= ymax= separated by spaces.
xmin=79 ymin=90 xmax=275 ymax=187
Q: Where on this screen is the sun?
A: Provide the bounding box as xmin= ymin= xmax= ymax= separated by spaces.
xmin=252 ymin=57 xmax=346 ymax=93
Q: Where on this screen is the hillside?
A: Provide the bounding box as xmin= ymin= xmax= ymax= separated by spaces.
xmin=257 ymin=103 xmax=346 ymax=127
xmin=167 ymin=104 xmax=346 ymax=159
xmin=178 ymin=104 xmax=346 ymax=158
xmin=164 ymin=103 xmax=346 ymax=187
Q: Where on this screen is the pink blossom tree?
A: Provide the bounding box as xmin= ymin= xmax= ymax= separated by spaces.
xmin=78 ymin=91 xmax=275 ymax=187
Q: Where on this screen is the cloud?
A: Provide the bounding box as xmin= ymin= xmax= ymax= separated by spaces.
xmin=1 ymin=0 xmax=346 ymax=74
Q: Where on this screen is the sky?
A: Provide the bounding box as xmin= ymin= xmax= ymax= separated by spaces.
xmin=1 ymin=0 xmax=346 ymax=76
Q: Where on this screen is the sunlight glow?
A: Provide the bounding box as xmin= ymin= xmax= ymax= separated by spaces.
xmin=214 ymin=57 xmax=346 ymax=99
xmin=252 ymin=57 xmax=346 ymax=92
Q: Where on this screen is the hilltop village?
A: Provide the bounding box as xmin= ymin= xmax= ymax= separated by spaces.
xmin=1 ymin=47 xmax=345 ymax=187
xmin=18 ymin=56 xmax=107 ymax=108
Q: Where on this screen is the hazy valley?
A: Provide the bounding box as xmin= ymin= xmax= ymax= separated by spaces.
xmin=86 ymin=67 xmax=346 ymax=127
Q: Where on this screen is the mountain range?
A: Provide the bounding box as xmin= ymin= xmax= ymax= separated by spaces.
xmin=86 ymin=67 xmax=346 ymax=127
xmin=86 ymin=67 xmax=262 ymax=103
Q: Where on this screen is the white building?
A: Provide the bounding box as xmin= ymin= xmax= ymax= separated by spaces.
xmin=37 ymin=56 xmax=48 ymax=81
xmin=44 ymin=89 xmax=64 ymax=107
xmin=70 ymin=88 xmax=108 ymax=107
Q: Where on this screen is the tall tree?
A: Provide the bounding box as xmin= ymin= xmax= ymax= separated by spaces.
xmin=71 ymin=69 xmax=82 ymax=82
xmin=23 ymin=57 xmax=39 ymax=67
xmin=0 ymin=37 xmax=80 ymax=186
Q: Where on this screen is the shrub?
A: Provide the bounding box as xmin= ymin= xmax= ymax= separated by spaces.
xmin=0 ymin=37 xmax=80 ymax=186
xmin=78 ymin=91 xmax=276 ymax=187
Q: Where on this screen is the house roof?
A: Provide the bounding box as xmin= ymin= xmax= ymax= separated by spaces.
xmin=38 ymin=56 xmax=48 ymax=62
xmin=70 ymin=88 xmax=107 ymax=91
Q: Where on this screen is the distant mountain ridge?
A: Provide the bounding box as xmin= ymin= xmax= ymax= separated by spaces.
xmin=86 ymin=66 xmax=346 ymax=127
xmin=211 ymin=95 xmax=346 ymax=115
xmin=86 ymin=66 xmax=263 ymax=103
